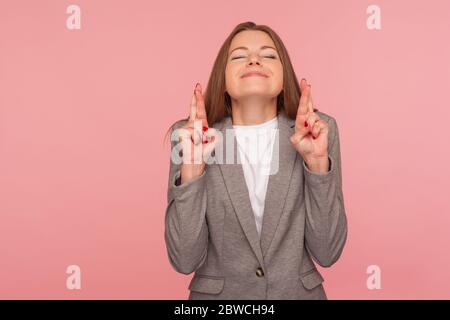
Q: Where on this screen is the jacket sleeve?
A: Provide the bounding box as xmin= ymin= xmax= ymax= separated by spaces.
xmin=302 ymin=117 xmax=348 ymax=268
xmin=164 ymin=122 xmax=209 ymax=275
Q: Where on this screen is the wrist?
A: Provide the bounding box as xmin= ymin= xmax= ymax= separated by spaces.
xmin=304 ymin=154 xmax=329 ymax=173
xmin=180 ymin=164 xmax=205 ymax=185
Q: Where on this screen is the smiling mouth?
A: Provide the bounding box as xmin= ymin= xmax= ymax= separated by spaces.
xmin=241 ymin=72 xmax=268 ymax=78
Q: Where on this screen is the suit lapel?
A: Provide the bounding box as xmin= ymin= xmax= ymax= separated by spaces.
xmin=216 ymin=110 xmax=297 ymax=267
xmin=216 ymin=116 xmax=265 ymax=268
xmin=260 ymin=111 xmax=297 ymax=257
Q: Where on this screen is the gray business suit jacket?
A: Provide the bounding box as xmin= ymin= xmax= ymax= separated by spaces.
xmin=164 ymin=109 xmax=348 ymax=300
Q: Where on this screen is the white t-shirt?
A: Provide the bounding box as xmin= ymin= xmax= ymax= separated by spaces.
xmin=233 ymin=116 xmax=279 ymax=238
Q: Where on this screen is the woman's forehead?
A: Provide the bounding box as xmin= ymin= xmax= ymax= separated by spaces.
xmin=230 ymin=30 xmax=275 ymax=50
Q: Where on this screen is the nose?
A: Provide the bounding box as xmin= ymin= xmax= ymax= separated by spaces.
xmin=247 ymin=54 xmax=261 ymax=66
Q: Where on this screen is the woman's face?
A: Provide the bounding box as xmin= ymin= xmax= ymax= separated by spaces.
xmin=225 ymin=30 xmax=283 ymax=101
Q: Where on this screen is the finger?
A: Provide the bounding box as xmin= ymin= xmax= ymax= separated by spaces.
xmin=290 ymin=130 xmax=307 ymax=146
xmin=311 ymin=120 xmax=322 ymax=139
xmin=294 ymin=94 xmax=310 ymax=133
xmin=203 ymin=127 xmax=220 ymax=144
xmin=181 ymin=124 xmax=202 ymax=145
xmin=189 ymin=91 xmax=197 ymax=121
xmin=295 ymin=82 xmax=310 ymax=131
xmin=307 ymin=85 xmax=314 ymax=114
xmin=182 ymin=123 xmax=207 ymax=143
xmin=294 ymin=109 xmax=310 ymax=137
xmin=176 ymin=128 xmax=194 ymax=163
xmin=306 ymin=112 xmax=320 ymax=129
xmin=292 ymin=113 xmax=312 ymax=143
xmin=202 ymin=128 xmax=221 ymax=162
xmin=192 ymin=125 xmax=202 ymax=145
xmin=192 ymin=118 xmax=204 ymax=144
xmin=312 ymin=119 xmax=328 ymax=139
xmin=298 ymin=81 xmax=310 ymax=115
xmin=194 ymin=83 xmax=209 ymax=129
xmin=294 ymin=111 xmax=319 ymax=141
xmin=300 ymin=78 xmax=307 ymax=91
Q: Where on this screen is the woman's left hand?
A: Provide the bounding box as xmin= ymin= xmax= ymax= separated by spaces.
xmin=290 ymin=79 xmax=330 ymax=173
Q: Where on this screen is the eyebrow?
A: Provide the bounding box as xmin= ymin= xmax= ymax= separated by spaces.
xmin=229 ymin=45 xmax=277 ymax=54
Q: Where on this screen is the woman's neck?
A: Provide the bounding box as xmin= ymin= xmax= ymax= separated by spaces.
xmin=231 ymin=96 xmax=277 ymax=126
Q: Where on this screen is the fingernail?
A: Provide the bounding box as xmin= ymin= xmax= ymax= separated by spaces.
xmin=203 ymin=140 xmax=208 ymax=144
xmin=304 ymin=121 xmax=308 ymax=127
xmin=203 ymin=126 xmax=208 ymax=132
xmin=191 ymin=136 xmax=194 ymax=143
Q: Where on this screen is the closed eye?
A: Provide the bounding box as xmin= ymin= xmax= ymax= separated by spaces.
xmin=231 ymin=55 xmax=277 ymax=60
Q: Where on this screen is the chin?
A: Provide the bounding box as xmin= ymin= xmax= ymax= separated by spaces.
xmin=239 ymin=86 xmax=273 ymax=94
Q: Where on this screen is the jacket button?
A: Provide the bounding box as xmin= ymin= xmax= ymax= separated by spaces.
xmin=256 ymin=267 xmax=265 ymax=277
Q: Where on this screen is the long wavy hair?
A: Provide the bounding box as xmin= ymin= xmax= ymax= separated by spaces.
xmin=163 ymin=21 xmax=317 ymax=145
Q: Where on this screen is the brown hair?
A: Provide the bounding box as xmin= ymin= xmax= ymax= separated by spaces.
xmin=163 ymin=21 xmax=317 ymax=146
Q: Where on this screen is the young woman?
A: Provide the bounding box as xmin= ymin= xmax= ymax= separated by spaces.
xmin=164 ymin=21 xmax=348 ymax=300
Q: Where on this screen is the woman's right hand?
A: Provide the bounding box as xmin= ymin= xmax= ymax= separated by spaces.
xmin=178 ymin=83 xmax=219 ymax=184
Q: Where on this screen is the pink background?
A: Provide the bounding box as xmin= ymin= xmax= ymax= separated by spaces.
xmin=1 ymin=0 xmax=450 ymax=299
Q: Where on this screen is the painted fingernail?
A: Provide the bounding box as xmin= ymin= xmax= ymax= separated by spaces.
xmin=203 ymin=126 xmax=208 ymax=132
xmin=203 ymin=140 xmax=208 ymax=144
xmin=191 ymin=136 xmax=194 ymax=143
xmin=304 ymin=121 xmax=308 ymax=127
